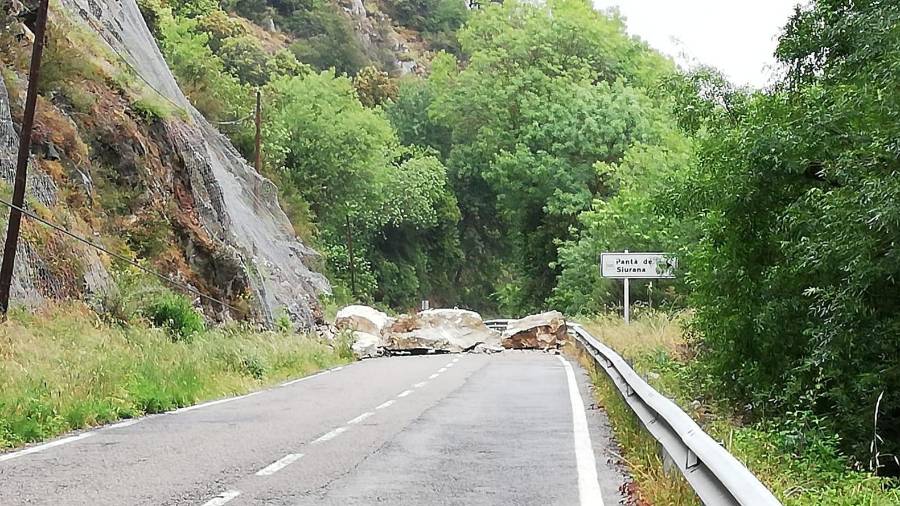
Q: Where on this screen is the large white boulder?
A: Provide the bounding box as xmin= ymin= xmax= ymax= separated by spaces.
xmin=335 ymin=305 xmax=394 ymax=359
xmin=350 ymin=331 xmax=383 ymax=359
xmin=335 ymin=305 xmax=393 ymax=336
xmin=501 ymin=311 xmax=567 ymax=350
xmin=386 ymin=309 xmax=501 ymax=353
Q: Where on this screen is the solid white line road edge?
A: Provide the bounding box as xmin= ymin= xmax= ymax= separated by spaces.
xmin=256 ymin=453 xmax=304 ymax=476
xmin=0 ymin=433 xmax=95 ymax=463
xmin=201 ymin=490 xmax=241 ymax=506
xmin=558 ymin=356 xmax=605 ymax=506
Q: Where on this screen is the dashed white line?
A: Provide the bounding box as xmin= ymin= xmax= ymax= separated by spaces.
xmin=0 ymin=433 xmax=94 ymax=463
xmin=313 ymin=427 xmax=348 ymax=443
xmin=452 ymin=357 xmax=460 ymax=363
xmin=438 ymin=367 xmax=447 ymax=373
xmin=558 ymin=356 xmax=605 ymax=506
xmin=397 ymin=389 xmax=413 ymax=398
xmin=413 ymin=382 xmax=428 ymax=388
xmin=446 ymin=363 xmax=455 ymax=368
xmin=376 ymin=400 xmax=395 ymax=410
xmin=255 ymin=453 xmax=304 ymax=476
xmin=201 ymin=490 xmax=241 ymax=506
xmin=347 ymin=412 xmax=374 ymax=425
xmin=429 ymin=373 xmax=440 ymax=379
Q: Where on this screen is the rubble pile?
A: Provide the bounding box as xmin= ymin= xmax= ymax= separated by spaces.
xmin=335 ymin=306 xmax=567 ymax=359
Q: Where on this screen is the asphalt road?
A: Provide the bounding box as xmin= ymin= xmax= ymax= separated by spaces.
xmin=0 ymin=352 xmax=628 ymax=505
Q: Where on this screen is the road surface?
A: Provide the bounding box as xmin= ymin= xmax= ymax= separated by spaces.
xmin=0 ymin=352 xmax=628 ymax=505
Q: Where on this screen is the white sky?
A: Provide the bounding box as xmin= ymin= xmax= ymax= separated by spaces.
xmin=592 ymin=1 xmax=802 ymax=88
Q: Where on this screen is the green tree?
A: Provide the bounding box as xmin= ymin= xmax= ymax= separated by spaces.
xmin=429 ymin=0 xmax=675 ymax=312
xmin=265 ymin=72 xmax=462 ymax=303
xmin=352 ymin=66 xmax=398 ymax=108
xmin=665 ymin=0 xmax=900 ymax=468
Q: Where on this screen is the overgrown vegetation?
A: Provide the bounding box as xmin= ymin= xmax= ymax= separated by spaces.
xmin=145 ymin=0 xmax=900 ymax=472
xmin=580 ymin=313 xmax=900 ymax=505
xmin=0 ymin=295 xmax=348 ymax=450
xmin=3 ymin=0 xmax=895 ymax=490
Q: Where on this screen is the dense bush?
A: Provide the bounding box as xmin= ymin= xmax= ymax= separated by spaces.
xmin=144 ymin=292 xmax=205 ymax=341
xmin=659 ymin=0 xmax=900 ymax=469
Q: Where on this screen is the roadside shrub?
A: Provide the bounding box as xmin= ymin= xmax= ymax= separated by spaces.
xmin=144 ymin=292 xmax=205 ymax=341
xmin=333 ymin=329 xmax=355 ymax=362
xmin=238 ymin=353 xmax=267 ymax=379
xmin=274 ymin=310 xmax=293 ymax=333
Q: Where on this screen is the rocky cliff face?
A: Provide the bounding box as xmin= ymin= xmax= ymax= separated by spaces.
xmin=0 ymin=0 xmax=329 ymax=327
xmin=0 ymin=72 xmax=110 ymax=306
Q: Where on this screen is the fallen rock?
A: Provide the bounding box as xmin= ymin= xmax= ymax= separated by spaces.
xmin=471 ymin=342 xmax=505 ymax=354
xmin=386 ymin=309 xmax=501 ymax=353
xmin=335 ymin=305 xmax=395 ymax=359
xmin=335 ymin=305 xmax=393 ymax=337
xmin=350 ymin=331 xmax=383 ymax=359
xmin=501 ymin=311 xmax=567 ymax=350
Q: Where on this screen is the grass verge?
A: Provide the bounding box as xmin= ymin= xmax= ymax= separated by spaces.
xmin=0 ymin=302 xmax=351 ymax=450
xmin=577 ymin=311 xmax=900 ymax=506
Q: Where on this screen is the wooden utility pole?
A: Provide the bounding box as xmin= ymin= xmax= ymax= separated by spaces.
xmin=254 ymin=88 xmax=262 ymax=172
xmin=0 ymin=0 xmax=50 ymax=315
xmin=345 ymin=215 xmax=357 ymax=299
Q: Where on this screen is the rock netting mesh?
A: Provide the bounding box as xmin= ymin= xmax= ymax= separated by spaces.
xmin=0 ymin=71 xmax=108 ymax=305
xmin=59 ymin=0 xmax=330 ymax=327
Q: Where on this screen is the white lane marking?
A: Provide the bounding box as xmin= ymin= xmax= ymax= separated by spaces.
xmin=446 ymin=363 xmax=455 ymax=368
xmin=438 ymin=367 xmax=447 ymax=373
xmin=397 ymin=389 xmax=413 ymax=398
xmin=202 ymin=490 xmax=241 ymax=506
xmin=280 ymin=364 xmax=349 ymax=388
xmin=452 ymin=358 xmax=460 ymax=363
xmin=347 ymin=412 xmax=374 ymax=425
xmin=558 ymin=356 xmax=605 ymax=506
xmin=256 ymin=453 xmax=304 ymax=476
xmin=413 ymin=382 xmax=428 ymax=388
xmin=375 ymin=400 xmax=395 ymax=410
xmin=172 ymin=392 xmax=259 ymax=415
xmin=428 ymin=373 xmax=440 ymax=379
xmin=0 ymin=433 xmax=94 ymax=463
xmin=313 ymin=427 xmax=347 ymax=443
xmin=281 ymin=370 xmax=330 ymax=387
xmin=105 ymin=419 xmax=140 ymax=430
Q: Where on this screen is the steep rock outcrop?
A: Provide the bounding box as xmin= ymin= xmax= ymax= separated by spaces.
xmin=57 ymin=0 xmax=330 ymax=326
xmin=0 ymin=67 xmax=109 ymax=305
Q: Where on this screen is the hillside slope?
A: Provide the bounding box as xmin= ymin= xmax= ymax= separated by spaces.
xmin=0 ymin=0 xmax=329 ymax=327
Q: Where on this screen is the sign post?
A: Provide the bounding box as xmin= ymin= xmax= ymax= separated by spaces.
xmin=600 ymin=251 xmax=676 ymax=323
xmin=624 ymin=274 xmax=630 ymax=324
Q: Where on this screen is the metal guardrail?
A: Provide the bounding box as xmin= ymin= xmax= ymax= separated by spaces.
xmin=484 ymin=319 xmax=782 ymax=506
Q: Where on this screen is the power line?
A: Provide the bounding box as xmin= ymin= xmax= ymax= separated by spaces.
xmin=0 ymin=197 xmax=241 ymax=313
